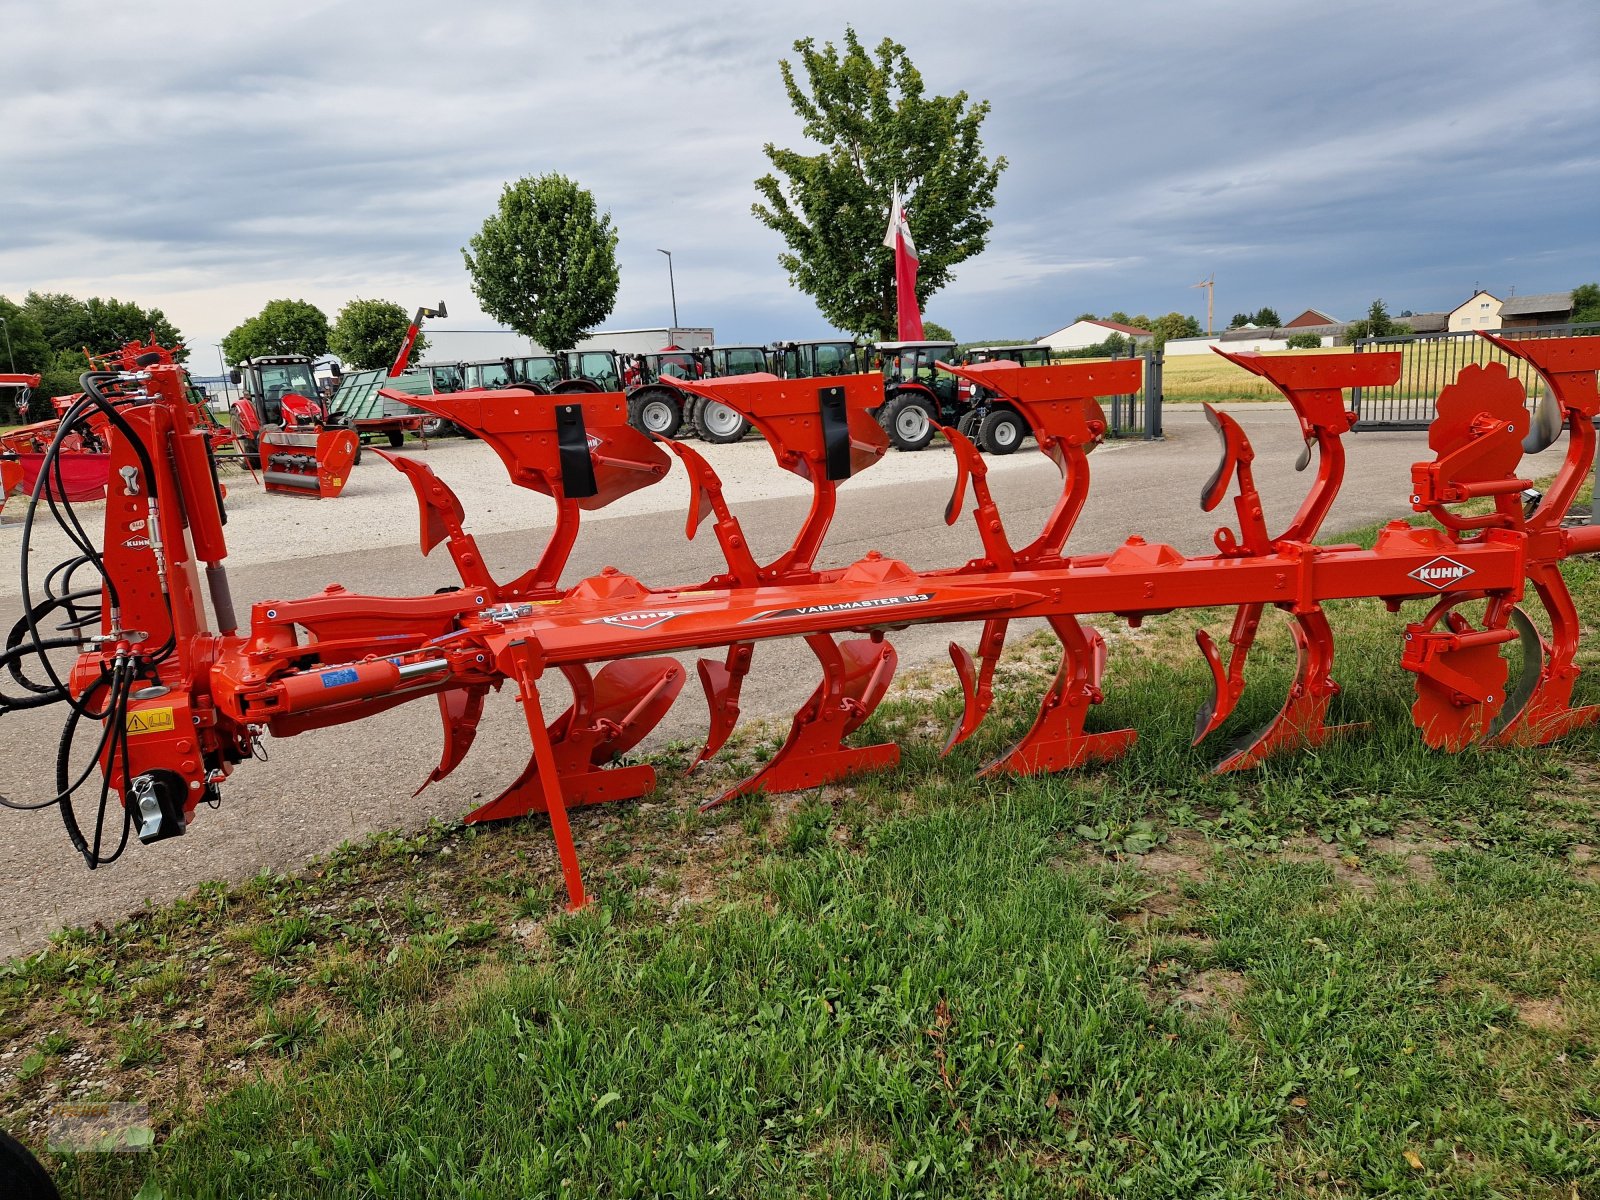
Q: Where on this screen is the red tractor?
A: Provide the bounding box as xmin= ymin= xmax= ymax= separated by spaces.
xmin=955 ymin=344 xmax=1053 ymax=454
xmin=625 ymin=347 xmax=703 ymax=438
xmin=869 ymin=340 xmax=961 ymax=451
xmin=228 ymin=355 xmax=349 ymax=458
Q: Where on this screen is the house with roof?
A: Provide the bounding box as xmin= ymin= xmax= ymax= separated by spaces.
xmin=1283 ymin=308 xmax=1340 ymax=329
xmin=1498 ymin=292 xmax=1574 ymax=329
xmin=1450 ymin=291 xmax=1502 ymax=332
xmin=1037 ymin=318 xmax=1154 ymax=353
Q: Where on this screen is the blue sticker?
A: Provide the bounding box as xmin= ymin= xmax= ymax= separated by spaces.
xmin=320 ymin=668 xmax=360 ymax=688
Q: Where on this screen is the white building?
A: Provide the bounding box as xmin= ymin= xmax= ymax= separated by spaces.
xmin=1037 ymin=318 xmax=1154 ymax=352
xmin=571 ymin=327 xmax=715 ymax=354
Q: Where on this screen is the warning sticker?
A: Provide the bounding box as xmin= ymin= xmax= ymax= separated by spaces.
xmin=125 ymin=707 xmax=175 ymax=736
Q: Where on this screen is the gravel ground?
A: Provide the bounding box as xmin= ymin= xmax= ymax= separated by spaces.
xmin=0 ymin=405 xmax=1565 ymax=954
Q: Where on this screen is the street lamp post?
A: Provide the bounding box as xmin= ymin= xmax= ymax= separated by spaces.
xmin=657 ymin=249 xmax=678 ymax=330
xmin=0 ymin=317 xmax=14 ymax=373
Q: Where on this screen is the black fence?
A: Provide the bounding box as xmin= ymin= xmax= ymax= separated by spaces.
xmin=1351 ymin=322 xmax=1600 ymax=431
xmin=1101 ymin=349 xmax=1163 ymax=440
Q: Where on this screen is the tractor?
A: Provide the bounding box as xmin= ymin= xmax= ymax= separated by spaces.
xmin=955 ymin=344 xmax=1054 ymax=454
xmin=228 ymin=355 xmax=353 ymax=458
xmin=687 ymin=345 xmax=773 ymax=443
xmin=869 ymin=340 xmax=962 ymax=451
xmin=625 ymin=347 xmax=702 ymax=438
xmin=772 ymin=338 xmax=865 ymax=380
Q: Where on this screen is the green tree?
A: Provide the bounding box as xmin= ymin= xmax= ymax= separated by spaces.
xmin=752 ymin=29 xmax=1006 ymax=339
xmin=22 ymin=292 xmax=184 ymax=358
xmin=922 ymin=320 xmax=954 ymax=341
xmin=1075 ymin=311 xmax=1098 ymax=322
xmin=463 ymin=174 xmax=619 ymax=355
xmin=1253 ymin=306 xmax=1281 ymax=328
xmin=0 ymin=297 xmax=52 ymax=375
xmin=1149 ymin=312 xmax=1202 ymax=346
xmin=1571 ymin=283 xmax=1600 ymax=325
xmin=1286 ymin=331 xmax=1323 ymax=349
xmin=1342 ymin=299 xmax=1399 ymax=344
xmin=329 ymin=299 xmax=429 ymax=370
xmin=1227 ymin=312 xmax=1251 ymax=329
xmin=222 ymin=299 xmax=330 ymax=363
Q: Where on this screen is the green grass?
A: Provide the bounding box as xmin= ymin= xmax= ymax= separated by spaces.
xmin=5 ymin=527 xmax=1600 ymax=1196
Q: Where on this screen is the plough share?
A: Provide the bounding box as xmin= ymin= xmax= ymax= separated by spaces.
xmin=4 ymin=335 xmax=1599 ymax=908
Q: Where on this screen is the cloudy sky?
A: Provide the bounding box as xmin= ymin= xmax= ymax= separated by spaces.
xmin=3 ymin=0 xmax=1597 ymax=366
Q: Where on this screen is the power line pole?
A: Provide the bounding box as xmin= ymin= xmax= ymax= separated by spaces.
xmin=657 ymin=249 xmax=678 ymax=329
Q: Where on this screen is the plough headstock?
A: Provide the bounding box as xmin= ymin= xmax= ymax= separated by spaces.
xmin=9 ymin=334 xmax=1600 ymax=913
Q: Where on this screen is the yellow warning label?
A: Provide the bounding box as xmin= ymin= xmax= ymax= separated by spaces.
xmin=125 ymin=707 xmax=176 ymax=736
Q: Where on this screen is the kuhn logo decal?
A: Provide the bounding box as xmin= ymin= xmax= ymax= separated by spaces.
xmin=585 ymin=610 xmax=683 ymax=631
xmin=744 ymin=593 xmax=934 ymax=623
xmin=121 ymin=535 xmax=152 ymax=550
xmin=1408 ymin=556 xmax=1473 ymax=589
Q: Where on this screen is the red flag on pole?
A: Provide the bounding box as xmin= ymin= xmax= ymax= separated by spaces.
xmin=883 ymin=189 xmax=924 ymax=341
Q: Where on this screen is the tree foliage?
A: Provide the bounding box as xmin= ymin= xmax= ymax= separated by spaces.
xmin=2 ymin=292 xmax=186 ymax=405
xmin=223 ymin=299 xmax=330 ymax=363
xmin=329 ymin=299 xmax=429 ymax=370
xmin=1227 ymin=312 xmax=1251 ymax=329
xmin=1148 ymin=312 xmax=1202 ymax=346
xmin=1342 ymin=299 xmax=1400 ymax=344
xmin=1286 ymin=331 xmax=1323 ymax=349
xmin=463 ymin=174 xmax=619 ymax=354
xmin=1254 ymin=306 xmax=1281 ymax=328
xmin=1571 ymin=282 xmax=1600 ymax=325
xmin=922 ymin=320 xmax=954 ymax=341
xmin=752 ymin=29 xmax=1006 ymax=339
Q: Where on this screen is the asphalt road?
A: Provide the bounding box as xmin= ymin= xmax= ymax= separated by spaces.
xmin=0 ymin=406 xmax=1565 ymax=953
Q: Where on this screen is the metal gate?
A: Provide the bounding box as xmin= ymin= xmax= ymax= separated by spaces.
xmin=1351 ymin=322 xmax=1600 ymax=430
xmin=1102 ymin=348 xmax=1163 ymax=440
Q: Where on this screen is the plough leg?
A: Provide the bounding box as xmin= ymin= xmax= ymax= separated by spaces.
xmin=944 ymin=618 xmax=1008 ymax=754
xmin=694 ymin=642 xmax=754 ymax=769
xmin=1215 ymin=606 xmax=1359 ymax=771
xmin=983 ymin=615 xmax=1134 ymax=775
xmin=414 ymin=684 xmax=489 ymax=796
xmin=1193 ymin=603 xmax=1264 ymax=744
xmin=714 ymin=633 xmax=898 ymax=807
xmin=465 ymin=658 xmax=684 ymax=824
xmin=1489 ymin=567 xmax=1598 ymax=744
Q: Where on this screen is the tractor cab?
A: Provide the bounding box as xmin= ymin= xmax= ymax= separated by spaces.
xmin=229 ymin=354 xmax=336 ymax=456
xmin=699 ymin=345 xmax=771 ymax=377
xmin=233 ymin=355 xmax=324 ymax=428
xmin=963 ymin=344 xmax=1052 ymax=368
xmin=949 ymin=345 xmax=1055 ymax=458
xmin=461 ymin=358 xmax=517 ymax=390
xmin=771 ymin=339 xmax=864 ymax=379
xmin=634 ymin=348 xmax=701 ymax=385
xmin=869 ymin=341 xmax=961 ymax=452
xmin=562 ymin=350 xmax=623 ymax=392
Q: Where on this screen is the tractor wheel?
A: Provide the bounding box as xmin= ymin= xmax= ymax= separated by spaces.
xmin=0 ymin=1127 xmax=59 ymax=1199
xmin=628 ymin=388 xmax=683 ymax=438
xmin=979 ymin=407 xmax=1028 ymax=455
xmin=879 ymin=393 xmax=937 ymax=452
xmin=238 ymin=436 xmax=259 ymax=460
xmin=386 ymin=430 xmax=405 ymax=449
xmin=955 ymin=410 xmax=981 ymax=442
xmin=693 ymin=400 xmax=750 ymax=445
xmin=352 ymin=439 xmax=364 ymax=466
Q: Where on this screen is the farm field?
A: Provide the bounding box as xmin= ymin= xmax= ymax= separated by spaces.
xmin=5 ymin=504 xmax=1598 ymax=1198
xmin=1161 ymin=339 xmax=1550 ymax=405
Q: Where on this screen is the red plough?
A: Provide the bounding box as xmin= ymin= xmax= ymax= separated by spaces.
xmin=5 ymin=335 xmax=1600 ymax=911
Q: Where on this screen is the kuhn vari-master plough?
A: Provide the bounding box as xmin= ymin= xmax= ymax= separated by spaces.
xmin=4 ymin=334 xmax=1600 ymax=908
